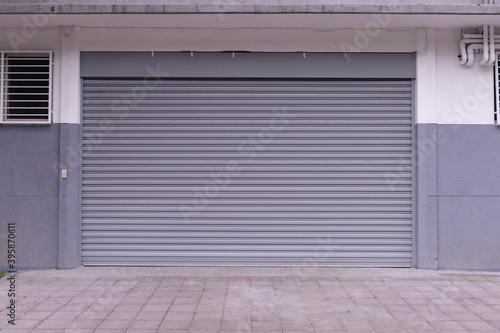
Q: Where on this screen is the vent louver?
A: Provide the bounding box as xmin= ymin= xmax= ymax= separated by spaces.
xmin=1 ymin=52 xmax=52 ymax=123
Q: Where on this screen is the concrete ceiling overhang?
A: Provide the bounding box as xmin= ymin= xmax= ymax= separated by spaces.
xmin=1 ymin=0 xmax=500 ymax=16
xmin=0 ymin=1 xmax=498 ymax=29
xmin=0 ymin=13 xmax=498 ymax=30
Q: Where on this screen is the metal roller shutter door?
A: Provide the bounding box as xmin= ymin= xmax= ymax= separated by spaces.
xmin=82 ymin=79 xmax=413 ymax=266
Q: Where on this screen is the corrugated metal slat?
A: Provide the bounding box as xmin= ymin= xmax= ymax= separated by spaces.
xmin=81 ymin=78 xmax=413 ymax=266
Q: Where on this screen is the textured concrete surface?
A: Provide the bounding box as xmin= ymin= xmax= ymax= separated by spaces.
xmin=438 ymin=197 xmax=500 ymax=270
xmin=437 ymin=125 xmax=500 ymax=197
xmin=3 ymin=267 xmax=448 ymax=278
xmin=416 ymin=124 xmax=500 ymax=271
xmin=416 ymin=124 xmax=438 ymax=270
xmin=0 ymin=1 xmax=499 ymax=15
xmin=0 ymin=125 xmax=60 ymax=270
xmin=0 ymin=124 xmax=81 ymax=271
xmin=57 ymin=124 xmax=81 ymax=270
xmin=0 ymin=268 xmax=500 ymax=332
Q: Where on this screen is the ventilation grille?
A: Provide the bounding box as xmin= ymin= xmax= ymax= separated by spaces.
xmin=0 ymin=51 xmax=52 ymax=123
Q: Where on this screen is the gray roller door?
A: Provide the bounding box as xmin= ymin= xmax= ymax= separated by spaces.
xmin=82 ymin=78 xmax=413 ymax=266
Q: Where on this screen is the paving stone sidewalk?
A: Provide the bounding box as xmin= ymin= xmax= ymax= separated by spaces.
xmin=0 ymin=268 xmax=500 ymax=332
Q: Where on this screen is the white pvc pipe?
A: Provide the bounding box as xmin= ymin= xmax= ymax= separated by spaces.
xmin=478 ymin=25 xmax=490 ymax=65
xmin=466 ymin=43 xmax=484 ymax=66
xmin=487 ymin=25 xmax=496 ymax=66
xmin=462 ymin=34 xmax=500 ymax=39
xmin=460 ymin=38 xmax=485 ymax=64
xmin=489 ymin=2 xmax=495 ymax=67
xmin=459 ymin=21 xmax=498 ymax=66
xmin=460 ymin=35 xmax=489 ymax=65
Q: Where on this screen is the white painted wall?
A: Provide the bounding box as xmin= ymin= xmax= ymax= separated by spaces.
xmin=60 ymin=26 xmax=80 ymax=124
xmin=435 ymin=29 xmax=495 ymax=125
xmin=407 ymin=28 xmax=495 ymax=124
xmin=0 ymin=23 xmax=496 ymax=125
xmin=416 ymin=28 xmax=438 ymax=124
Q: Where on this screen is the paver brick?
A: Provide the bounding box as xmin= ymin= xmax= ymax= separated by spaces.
xmin=459 ymin=320 xmax=498 ymax=331
xmin=128 ymin=319 xmax=162 ymax=329
xmin=189 ymin=319 xmax=221 ymax=330
xmin=113 ymin=304 xmax=143 ymax=312
xmin=135 ymin=310 xmax=167 ymax=320
xmin=430 ymin=320 xmax=468 ymax=331
xmin=106 ymin=311 xmax=137 ymax=320
xmin=34 ymin=318 xmax=72 ymax=330
xmin=97 ymin=319 xmax=133 ymax=330
xmin=19 ymin=311 xmax=53 ymax=320
xmin=9 ymin=319 xmax=40 ymax=329
xmin=165 ymin=311 xmax=195 ymax=321
xmin=159 ymin=319 xmax=192 ymax=330
xmin=65 ymin=318 xmax=102 ymax=330
xmin=169 ymin=304 xmax=198 ymax=312
xmin=3 ymin=270 xmax=500 ymax=332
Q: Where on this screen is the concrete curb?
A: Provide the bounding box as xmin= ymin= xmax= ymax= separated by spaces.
xmin=16 ymin=266 xmax=500 ymax=279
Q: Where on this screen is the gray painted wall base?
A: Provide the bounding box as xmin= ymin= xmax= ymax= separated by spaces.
xmin=417 ymin=124 xmax=500 ymax=270
xmin=416 ymin=124 xmax=438 ymax=269
xmin=58 ymin=124 xmax=81 ymax=269
xmin=2 ymin=122 xmax=500 ymax=270
xmin=0 ymin=124 xmax=80 ymax=270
